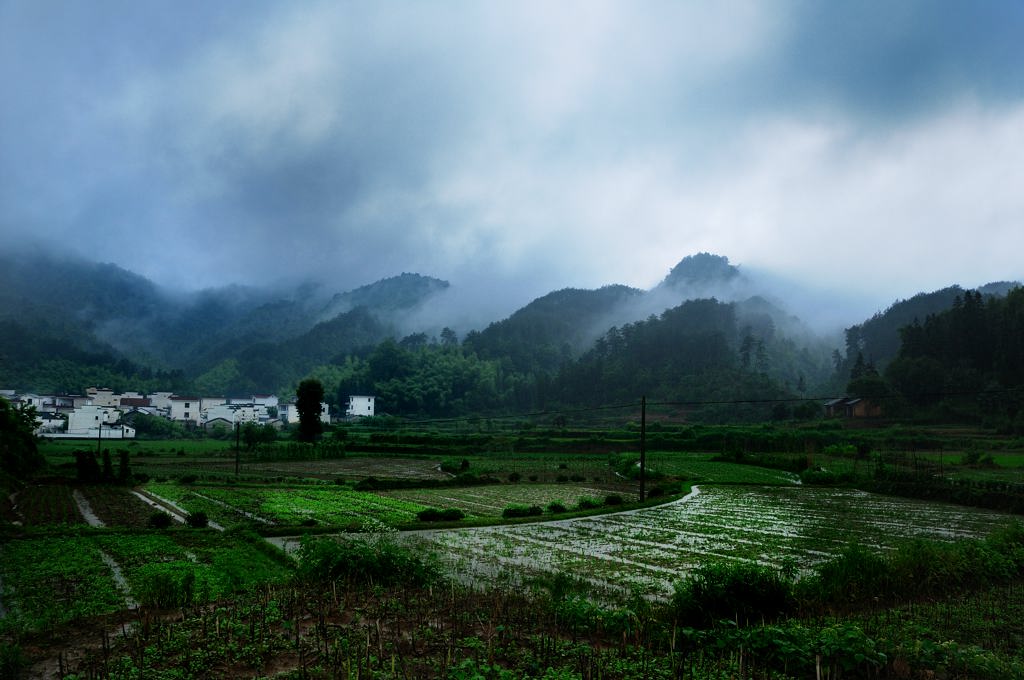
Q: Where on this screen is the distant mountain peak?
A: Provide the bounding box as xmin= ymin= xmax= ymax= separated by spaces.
xmin=320 ymin=272 xmax=450 ymax=320
xmin=661 ymin=253 xmax=740 ymax=289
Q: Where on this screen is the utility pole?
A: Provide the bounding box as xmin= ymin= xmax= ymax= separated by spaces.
xmin=235 ymin=420 xmax=241 ymax=476
xmin=639 ymin=396 xmax=646 ymax=502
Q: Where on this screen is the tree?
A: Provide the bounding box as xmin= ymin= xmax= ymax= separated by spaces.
xmin=296 ymin=378 xmax=325 ymax=442
xmin=0 ymin=396 xmax=44 ymax=478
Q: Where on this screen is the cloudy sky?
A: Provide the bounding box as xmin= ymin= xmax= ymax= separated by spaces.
xmin=2 ymin=1 xmax=1022 ymax=317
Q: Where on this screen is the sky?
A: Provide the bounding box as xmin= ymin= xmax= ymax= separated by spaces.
xmin=2 ymin=1 xmax=1023 ymax=322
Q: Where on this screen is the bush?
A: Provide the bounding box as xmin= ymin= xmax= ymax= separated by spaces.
xmin=672 ymin=561 xmax=794 ymax=626
xmin=546 ymin=501 xmax=567 ymax=514
xmin=502 ymin=505 xmax=543 ymax=519
xmin=185 ymin=511 xmax=209 ymax=528
xmin=148 ymin=511 xmax=173 ymax=529
xmin=179 ymin=474 xmax=198 ymax=485
xmin=574 ymin=497 xmax=601 ymax=510
xmin=604 ymin=494 xmax=624 ymax=506
xmin=508 ymin=471 xmax=522 ymax=482
xmin=417 ymin=507 xmax=466 ymax=522
xmin=295 ymin=536 xmax=437 ymax=586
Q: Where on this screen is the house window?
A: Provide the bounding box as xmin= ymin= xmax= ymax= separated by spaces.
xmin=184 ymin=412 xmax=190 ymax=419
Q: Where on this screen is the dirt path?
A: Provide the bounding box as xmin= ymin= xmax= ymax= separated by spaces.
xmin=131 ymin=490 xmax=225 ymax=531
xmin=99 ymin=551 xmax=138 ymax=609
xmin=72 ymin=489 xmax=105 ymax=527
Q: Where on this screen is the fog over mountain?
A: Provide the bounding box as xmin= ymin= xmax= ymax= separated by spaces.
xmin=2 ymin=2 xmax=1022 ymax=320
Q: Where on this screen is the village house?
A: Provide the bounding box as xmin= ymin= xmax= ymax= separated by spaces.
xmin=202 ymin=402 xmax=260 ymax=426
xmin=345 ymin=395 xmax=375 ymax=418
xmin=169 ymin=396 xmax=201 ymax=424
xmin=824 ymin=397 xmax=882 ymax=418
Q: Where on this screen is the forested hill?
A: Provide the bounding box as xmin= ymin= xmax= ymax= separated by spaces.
xmin=837 ymin=281 xmax=1020 ymax=377
xmin=462 ymin=285 xmax=643 ymax=374
xmin=5 ymin=247 xmax=1020 ymax=422
xmin=886 ymin=287 xmax=1024 ymax=396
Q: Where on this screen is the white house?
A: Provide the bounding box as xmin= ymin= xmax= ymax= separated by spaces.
xmin=202 ymin=402 xmax=260 ymax=426
xmin=34 ymin=412 xmax=66 ymax=434
xmin=148 ymin=391 xmax=174 ymax=410
xmin=66 ymin=405 xmax=121 ymax=434
xmin=346 ymin=395 xmax=375 ymax=418
xmin=86 ymin=387 xmax=118 ymax=407
xmin=169 ymin=396 xmax=201 ymax=424
xmin=252 ymin=394 xmax=279 ymax=410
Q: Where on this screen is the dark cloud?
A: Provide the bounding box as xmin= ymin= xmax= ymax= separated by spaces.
xmin=1 ymin=1 xmax=1022 ymax=321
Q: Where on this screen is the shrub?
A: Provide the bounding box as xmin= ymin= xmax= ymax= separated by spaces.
xmin=417 ymin=507 xmax=466 ymax=522
xmin=528 ymin=474 xmax=538 ymax=482
xmin=502 ymin=505 xmax=543 ymax=519
xmin=295 ymin=536 xmax=437 ymax=586
xmin=179 ymin=474 xmax=198 ymax=485
xmin=546 ymin=501 xmax=567 ymax=514
xmin=574 ymin=497 xmax=601 ymax=510
xmin=801 ymin=542 xmax=889 ymax=605
xmin=556 ymin=475 xmax=569 ymax=483
xmin=570 ymin=474 xmax=585 ymax=482
xmin=507 ymin=472 xmax=522 ymax=482
xmin=672 ymin=561 xmax=794 ymax=626
xmin=185 ymin=511 xmax=209 ymax=528
xmin=148 ymin=511 xmax=173 ymax=529
xmin=604 ymin=494 xmax=624 ymax=506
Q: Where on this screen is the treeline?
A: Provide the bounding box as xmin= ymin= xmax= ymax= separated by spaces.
xmin=302 ymin=298 xmax=822 ymax=420
xmin=844 ymin=287 xmax=1024 ymax=429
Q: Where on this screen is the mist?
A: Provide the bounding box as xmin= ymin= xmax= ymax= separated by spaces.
xmin=2 ymin=2 xmax=1022 ymax=319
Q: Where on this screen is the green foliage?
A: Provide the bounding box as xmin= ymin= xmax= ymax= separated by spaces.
xmin=295 ymin=536 xmax=437 ymax=586
xmin=185 ymin=511 xmax=209 ymax=528
xmin=501 ymin=505 xmax=543 ymax=518
xmin=0 ymin=642 xmax=28 ymax=679
xmin=137 ymin=566 xmax=196 ymax=609
xmin=148 ymin=511 xmax=173 ymax=529
xmin=672 ymin=561 xmax=794 ymax=626
xmin=0 ymin=396 xmax=44 ymax=478
xmin=130 ymin=412 xmax=187 ymax=438
xmin=417 ymin=507 xmax=466 ymax=522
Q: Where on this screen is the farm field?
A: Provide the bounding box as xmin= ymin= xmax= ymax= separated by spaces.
xmin=0 ymin=531 xmax=290 ymax=634
xmin=403 ymin=484 xmax=1018 ymax=599
xmin=10 ymin=429 xmax=1024 ymax=678
xmin=144 ymin=482 xmax=428 ymax=529
xmin=380 ymin=483 xmax=639 ymax=517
